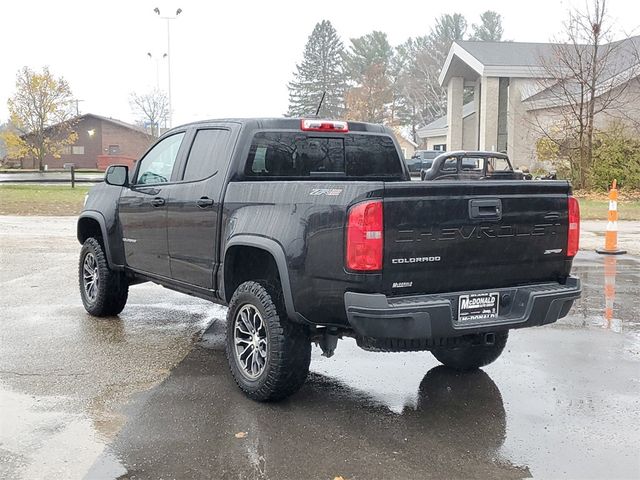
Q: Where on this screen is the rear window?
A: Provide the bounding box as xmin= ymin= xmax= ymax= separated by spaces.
xmin=245 ymin=132 xmax=403 ymax=179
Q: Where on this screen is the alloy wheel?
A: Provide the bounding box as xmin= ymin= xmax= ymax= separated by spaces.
xmin=82 ymin=252 xmax=100 ymax=302
xmin=233 ymin=304 xmax=268 ymax=379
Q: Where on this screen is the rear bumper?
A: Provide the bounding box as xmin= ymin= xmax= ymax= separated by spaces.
xmin=344 ymin=277 xmax=581 ymax=340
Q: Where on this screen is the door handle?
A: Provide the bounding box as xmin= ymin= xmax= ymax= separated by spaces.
xmin=196 ymin=197 xmax=214 ymax=208
xmin=151 ymin=197 xmax=165 ymax=207
xmin=469 ymin=198 xmax=502 ymax=220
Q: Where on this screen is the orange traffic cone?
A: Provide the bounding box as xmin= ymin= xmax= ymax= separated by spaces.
xmin=596 ymin=179 xmax=626 ymax=255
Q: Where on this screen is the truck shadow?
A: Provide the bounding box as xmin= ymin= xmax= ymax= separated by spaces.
xmin=91 ymin=323 xmax=530 ymax=480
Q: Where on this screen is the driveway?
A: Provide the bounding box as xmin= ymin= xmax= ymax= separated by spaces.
xmin=1 ymin=216 xmax=638 ymax=479
xmin=580 ymin=220 xmax=640 ymax=255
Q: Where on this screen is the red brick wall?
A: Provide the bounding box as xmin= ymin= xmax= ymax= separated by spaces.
xmin=41 ymin=116 xmax=103 ymax=169
xmin=101 ymin=122 xmax=154 ymax=161
xmin=35 ymin=116 xmax=154 ymax=170
xmin=96 ymin=154 xmax=137 ymax=171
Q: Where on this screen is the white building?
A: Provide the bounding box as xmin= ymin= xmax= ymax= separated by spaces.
xmin=418 ymin=37 xmax=640 ymax=167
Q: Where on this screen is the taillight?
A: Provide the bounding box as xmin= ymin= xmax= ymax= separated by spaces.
xmin=300 ymin=119 xmax=348 ymax=132
xmin=346 ymin=200 xmax=383 ymax=271
xmin=567 ymin=196 xmax=580 ymax=257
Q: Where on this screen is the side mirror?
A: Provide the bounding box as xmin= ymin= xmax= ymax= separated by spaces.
xmin=105 ymin=165 xmax=129 ymax=187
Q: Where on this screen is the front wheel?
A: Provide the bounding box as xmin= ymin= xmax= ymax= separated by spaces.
xmin=226 ymin=281 xmax=311 ymax=401
xmin=79 ymin=237 xmax=128 ymax=316
xmin=431 ymin=331 xmax=508 ymax=371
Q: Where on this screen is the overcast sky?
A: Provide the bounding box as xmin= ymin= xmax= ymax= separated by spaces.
xmin=1 ymin=0 xmax=638 ymax=127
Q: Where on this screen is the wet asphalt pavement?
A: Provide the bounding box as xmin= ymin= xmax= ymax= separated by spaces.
xmin=1 ymin=216 xmax=639 ymax=480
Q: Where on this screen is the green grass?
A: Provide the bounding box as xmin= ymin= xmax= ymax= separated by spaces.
xmin=576 ymin=198 xmax=640 ymax=220
xmin=0 ymin=184 xmax=91 ymax=216
xmin=1 ymin=184 xmax=638 ymax=219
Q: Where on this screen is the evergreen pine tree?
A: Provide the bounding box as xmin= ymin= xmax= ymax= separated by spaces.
xmin=471 ymin=11 xmax=504 ymax=41
xmin=287 ymin=20 xmax=346 ymax=118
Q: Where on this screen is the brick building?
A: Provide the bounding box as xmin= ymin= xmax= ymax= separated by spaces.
xmin=22 ymin=113 xmax=155 ymax=170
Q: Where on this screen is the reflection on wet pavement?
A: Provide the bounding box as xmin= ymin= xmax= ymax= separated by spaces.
xmin=603 ymin=256 xmax=620 ymax=331
xmin=1 ymin=216 xmax=639 ymax=480
xmin=569 ymin=251 xmax=640 ymax=339
xmin=87 ymin=251 xmax=640 ymax=480
xmin=91 ymin=331 xmax=528 ymax=480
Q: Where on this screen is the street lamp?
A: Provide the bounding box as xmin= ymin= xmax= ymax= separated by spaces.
xmin=146 ymin=52 xmax=168 ymax=90
xmin=154 ymin=6 xmax=182 ymax=127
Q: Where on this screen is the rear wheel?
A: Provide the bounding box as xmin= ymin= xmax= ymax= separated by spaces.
xmin=431 ymin=331 xmax=508 ymax=371
xmin=79 ymin=238 xmax=128 ymax=316
xmin=226 ymin=281 xmax=311 ymax=401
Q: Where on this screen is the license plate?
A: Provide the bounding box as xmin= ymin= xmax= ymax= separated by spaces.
xmin=458 ymin=292 xmax=500 ymax=322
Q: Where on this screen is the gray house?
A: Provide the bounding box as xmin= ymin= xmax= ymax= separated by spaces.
xmin=418 ymin=37 xmax=640 ymax=166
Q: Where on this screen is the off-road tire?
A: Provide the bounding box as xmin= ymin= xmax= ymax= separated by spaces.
xmin=226 ymin=281 xmax=311 ymax=401
xmin=431 ymin=331 xmax=508 ymax=371
xmin=79 ymin=237 xmax=129 ymax=316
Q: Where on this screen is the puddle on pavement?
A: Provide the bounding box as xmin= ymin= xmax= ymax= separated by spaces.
xmin=4 ymin=247 xmax=639 ymax=479
xmin=568 ymin=252 xmax=640 ymax=333
xmin=0 ymin=385 xmax=127 ymax=479
xmin=90 ymin=256 xmax=638 ymax=480
xmin=91 ymin=339 xmax=532 ymax=480
xmin=0 ymin=289 xmax=223 ymax=480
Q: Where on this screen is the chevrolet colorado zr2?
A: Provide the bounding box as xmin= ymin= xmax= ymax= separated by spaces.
xmin=77 ymin=118 xmax=581 ymax=401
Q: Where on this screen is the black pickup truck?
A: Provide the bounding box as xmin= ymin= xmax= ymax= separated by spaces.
xmin=78 ymin=118 xmax=581 ymax=401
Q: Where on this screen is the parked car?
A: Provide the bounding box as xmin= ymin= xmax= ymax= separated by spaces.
xmin=407 ymin=149 xmax=441 ymax=175
xmin=421 ymin=151 xmax=524 ymax=181
xmin=77 ymin=118 xmax=581 ymax=401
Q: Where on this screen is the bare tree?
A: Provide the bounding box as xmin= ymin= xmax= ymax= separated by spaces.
xmin=531 ymin=0 xmax=640 ymax=188
xmin=398 ymin=36 xmax=451 ymax=135
xmin=1 ymin=67 xmax=77 ymax=171
xmin=397 ymin=12 xmax=498 ymax=141
xmin=129 ymin=89 xmax=169 ymax=137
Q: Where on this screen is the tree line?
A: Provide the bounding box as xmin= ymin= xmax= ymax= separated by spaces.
xmin=287 ymin=12 xmax=504 ymax=140
xmin=0 ymin=66 xmax=169 ymax=171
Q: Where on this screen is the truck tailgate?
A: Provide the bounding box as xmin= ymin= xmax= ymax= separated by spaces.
xmin=382 ymin=181 xmax=572 ymax=295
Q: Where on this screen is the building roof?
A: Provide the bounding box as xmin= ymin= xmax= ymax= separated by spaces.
xmin=439 ymin=35 xmax=640 ymax=87
xmin=33 ymin=113 xmax=153 ymax=139
xmin=524 ymin=36 xmax=640 ymax=109
xmin=79 ymin=113 xmax=151 ymax=135
xmin=417 ymin=102 xmax=475 ymax=138
xmin=457 ymin=41 xmax=558 ymax=67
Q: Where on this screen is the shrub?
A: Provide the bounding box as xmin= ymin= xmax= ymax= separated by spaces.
xmin=535 ymin=135 xmax=574 ymax=182
xmin=590 ymin=124 xmax=640 ymax=191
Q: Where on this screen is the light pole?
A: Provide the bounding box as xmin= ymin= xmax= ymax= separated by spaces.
xmin=154 ymin=6 xmax=182 ymax=127
xmin=146 ymin=52 xmax=167 ymax=90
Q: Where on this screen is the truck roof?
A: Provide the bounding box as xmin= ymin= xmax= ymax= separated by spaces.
xmin=168 ymin=118 xmax=390 ymax=134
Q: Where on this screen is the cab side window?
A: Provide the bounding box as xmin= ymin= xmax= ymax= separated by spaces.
xmin=182 ymin=129 xmax=231 ymax=182
xmin=488 ymin=157 xmax=511 ymax=172
xmin=135 ymin=132 xmax=185 ymax=185
xmin=460 ymin=157 xmax=484 ymax=172
xmin=441 ymin=158 xmax=457 ymax=172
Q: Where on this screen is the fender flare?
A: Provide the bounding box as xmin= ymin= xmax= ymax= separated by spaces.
xmin=77 ymin=211 xmax=116 ymax=267
xmin=222 ymin=235 xmax=298 ymax=321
